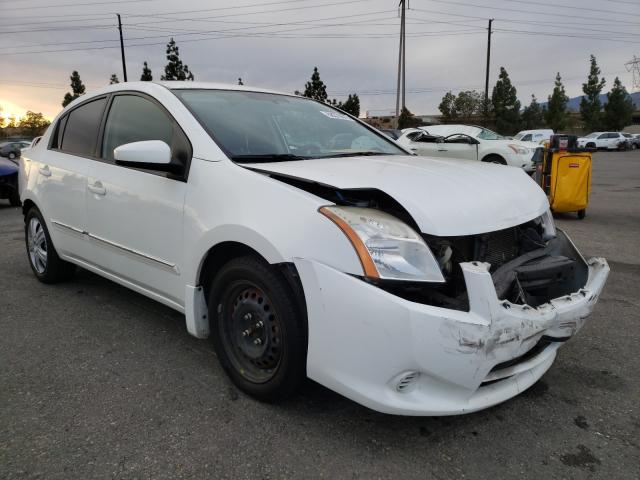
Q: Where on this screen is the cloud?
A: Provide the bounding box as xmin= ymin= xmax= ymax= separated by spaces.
xmin=3 ymin=0 xmax=637 ymax=118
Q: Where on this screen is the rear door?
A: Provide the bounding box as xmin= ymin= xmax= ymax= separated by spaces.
xmin=36 ymin=96 xmax=107 ymax=261
xmin=85 ymin=92 xmax=190 ymax=305
xmin=596 ymin=133 xmax=608 ymax=148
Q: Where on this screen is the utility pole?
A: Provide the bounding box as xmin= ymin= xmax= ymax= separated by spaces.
xmin=484 ymin=18 xmax=493 ymax=122
xmin=117 ymin=14 xmax=128 ymax=82
xmin=395 ymin=0 xmax=406 ymax=127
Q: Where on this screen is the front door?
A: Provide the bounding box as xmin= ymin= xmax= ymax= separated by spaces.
xmin=433 ymin=134 xmax=479 ymax=161
xmin=85 ymin=93 xmax=190 ymax=305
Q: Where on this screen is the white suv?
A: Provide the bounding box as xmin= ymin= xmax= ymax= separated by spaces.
xmin=577 ymin=132 xmax=627 ymax=150
xmin=19 ymin=82 xmax=609 ymax=416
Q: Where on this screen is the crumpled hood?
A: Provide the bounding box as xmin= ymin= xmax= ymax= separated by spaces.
xmin=247 ymin=155 xmax=549 ymax=236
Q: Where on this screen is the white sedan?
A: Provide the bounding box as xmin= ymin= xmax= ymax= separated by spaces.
xmin=397 ymin=124 xmax=541 ymax=171
xmin=19 ymin=82 xmax=608 ymax=416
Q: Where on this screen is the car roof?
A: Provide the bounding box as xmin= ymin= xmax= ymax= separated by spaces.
xmin=80 ymin=81 xmax=290 ymax=99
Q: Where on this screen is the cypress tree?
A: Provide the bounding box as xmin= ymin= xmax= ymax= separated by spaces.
xmin=296 ymin=67 xmax=328 ymax=102
xmin=579 ymin=55 xmax=606 ymax=132
xmin=161 ymin=38 xmax=194 ymax=81
xmin=603 ymin=77 xmax=634 ymax=131
xmin=491 ymin=67 xmax=521 ymax=135
xmin=140 ymin=62 xmax=153 ymax=81
xmin=62 ymin=71 xmax=86 ymax=107
xmin=545 ymin=73 xmax=569 ymax=132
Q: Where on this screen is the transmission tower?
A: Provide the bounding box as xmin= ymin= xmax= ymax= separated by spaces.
xmin=625 ymin=55 xmax=640 ymax=92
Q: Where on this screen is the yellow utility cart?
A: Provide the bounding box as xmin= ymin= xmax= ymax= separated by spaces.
xmin=536 ymin=135 xmax=592 ymax=220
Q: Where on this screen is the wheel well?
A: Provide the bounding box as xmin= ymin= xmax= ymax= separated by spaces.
xmin=22 ymin=199 xmax=36 ymax=219
xmin=198 ymin=241 xmax=307 ymax=329
xmin=199 ymin=242 xmax=260 ymax=294
xmin=481 ymin=154 xmax=506 ymax=164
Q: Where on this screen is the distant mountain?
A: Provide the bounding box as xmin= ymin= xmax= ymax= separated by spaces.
xmin=542 ymin=91 xmax=640 ymax=111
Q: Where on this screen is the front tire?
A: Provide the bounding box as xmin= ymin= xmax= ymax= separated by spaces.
xmin=208 ymin=256 xmax=307 ymax=402
xmin=8 ymin=152 xmax=16 ymax=159
xmin=482 ymin=154 xmax=507 ymax=165
xmin=25 ymin=207 xmax=76 ymax=283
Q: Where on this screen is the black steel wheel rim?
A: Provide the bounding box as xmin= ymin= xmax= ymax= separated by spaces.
xmin=220 ymin=281 xmax=283 ymax=384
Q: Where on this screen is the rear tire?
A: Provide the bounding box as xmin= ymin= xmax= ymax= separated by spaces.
xmin=8 ymin=152 xmax=16 ymax=160
xmin=25 ymin=207 xmax=76 ymax=283
xmin=208 ymin=256 xmax=307 ymax=402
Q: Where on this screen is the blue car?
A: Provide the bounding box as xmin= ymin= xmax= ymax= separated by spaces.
xmin=0 ymin=156 xmax=20 ymax=206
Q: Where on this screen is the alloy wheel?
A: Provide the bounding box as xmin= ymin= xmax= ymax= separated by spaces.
xmin=27 ymin=217 xmax=48 ymax=274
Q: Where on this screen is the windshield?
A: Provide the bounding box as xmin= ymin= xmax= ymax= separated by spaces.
xmin=476 ymin=127 xmax=504 ymax=140
xmin=585 ymin=133 xmax=599 ymax=138
xmin=174 ymin=89 xmax=405 ymax=161
xmin=513 ymin=132 xmax=526 ymax=140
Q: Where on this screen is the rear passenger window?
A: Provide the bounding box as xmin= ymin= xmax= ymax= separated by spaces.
xmin=102 ymin=95 xmax=173 ymax=161
xmin=60 ymin=98 xmax=107 ymax=157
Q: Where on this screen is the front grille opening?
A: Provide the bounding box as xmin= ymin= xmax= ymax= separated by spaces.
xmin=480 ymin=337 xmax=556 ymax=387
xmin=489 ymin=336 xmax=554 ymax=375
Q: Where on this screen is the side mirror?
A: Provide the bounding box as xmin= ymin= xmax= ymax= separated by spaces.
xmin=114 ymin=140 xmax=171 ymax=165
xmin=467 ymin=137 xmax=480 ymax=145
xmin=114 ymin=140 xmax=183 ymax=175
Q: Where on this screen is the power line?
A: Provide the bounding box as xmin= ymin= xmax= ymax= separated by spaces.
xmin=493 ymin=27 xmax=640 ymax=45
xmin=419 ymin=0 xmax=640 ymax=26
xmin=502 ymin=0 xmax=640 ymax=18
xmin=7 ymin=11 xmax=399 ymax=49
xmin=1 ymin=0 xmax=160 ymax=12
xmin=409 ymin=8 xmax=640 ymax=31
xmin=0 ymin=0 xmax=353 ymax=22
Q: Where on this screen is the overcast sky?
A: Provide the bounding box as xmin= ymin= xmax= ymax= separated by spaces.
xmin=2 ymin=0 xmax=639 ymax=120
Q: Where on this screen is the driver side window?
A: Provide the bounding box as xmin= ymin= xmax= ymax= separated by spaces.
xmin=102 ymin=95 xmax=174 ymax=162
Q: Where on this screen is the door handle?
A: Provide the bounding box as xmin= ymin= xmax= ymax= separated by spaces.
xmin=88 ymin=180 xmax=106 ymax=196
xmin=437 ymin=148 xmax=448 ymax=152
xmin=38 ymin=165 xmax=51 ymax=177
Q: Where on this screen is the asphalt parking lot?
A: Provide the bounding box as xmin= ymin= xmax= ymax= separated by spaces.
xmin=1 ymin=151 xmax=639 ymax=479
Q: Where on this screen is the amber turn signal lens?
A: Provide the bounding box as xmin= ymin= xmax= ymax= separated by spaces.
xmin=319 ymin=207 xmax=379 ymax=279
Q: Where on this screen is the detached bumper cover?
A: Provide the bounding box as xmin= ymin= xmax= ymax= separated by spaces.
xmin=295 ymin=249 xmax=608 ymax=416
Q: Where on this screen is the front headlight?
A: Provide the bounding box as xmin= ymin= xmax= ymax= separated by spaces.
xmin=319 ymin=206 xmax=445 ymax=282
xmin=508 ymin=144 xmax=530 ymax=155
xmin=540 ymin=209 xmax=556 ymax=240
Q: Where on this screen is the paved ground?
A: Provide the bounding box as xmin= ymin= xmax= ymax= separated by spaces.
xmin=1 ymin=151 xmax=639 ymax=479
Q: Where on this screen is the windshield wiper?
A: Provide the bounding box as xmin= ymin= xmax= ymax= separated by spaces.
xmin=319 ymin=151 xmax=390 ymax=158
xmin=231 ymin=153 xmax=307 ymax=163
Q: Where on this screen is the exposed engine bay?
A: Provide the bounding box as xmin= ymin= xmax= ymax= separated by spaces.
xmin=263 ymin=173 xmax=589 ymax=311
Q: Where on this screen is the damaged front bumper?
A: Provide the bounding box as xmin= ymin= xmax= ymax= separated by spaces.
xmin=294 ymin=232 xmax=609 ymax=416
